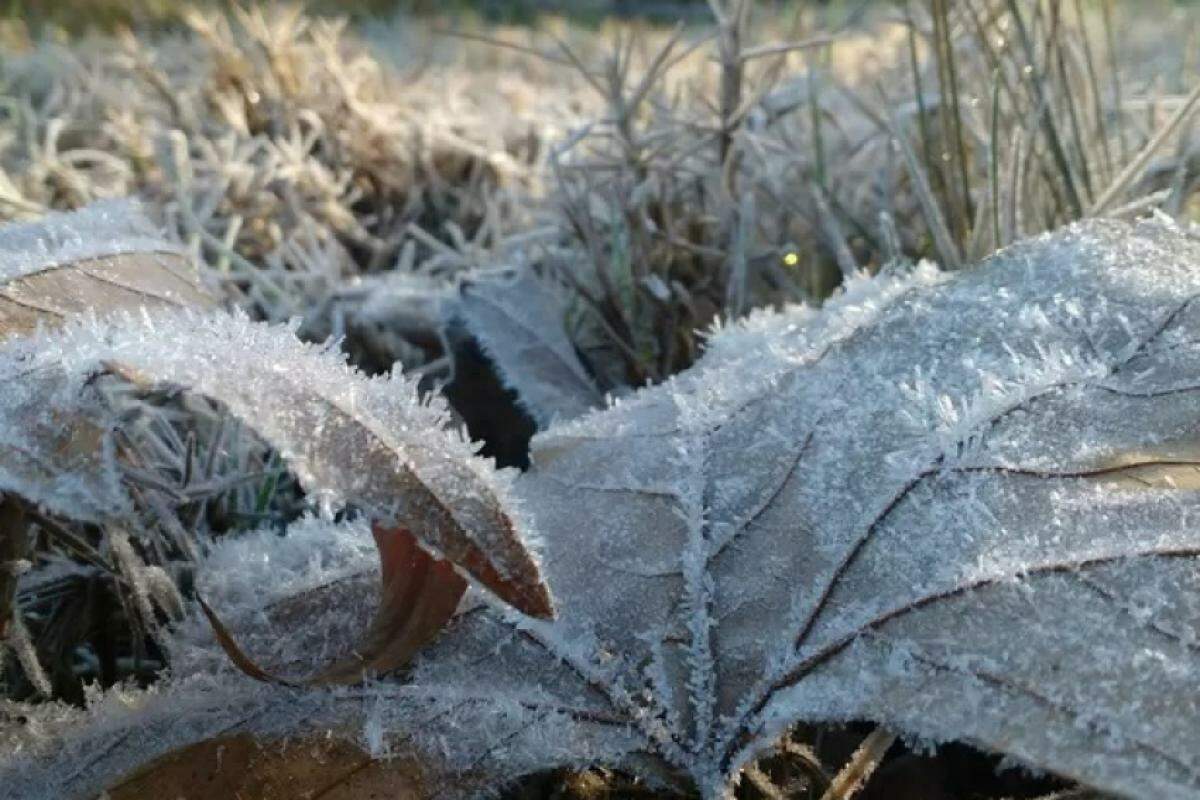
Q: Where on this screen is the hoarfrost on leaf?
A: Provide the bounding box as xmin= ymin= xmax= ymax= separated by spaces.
xmin=0 ymin=199 xmax=211 ymax=340
xmin=0 ymin=308 xmax=552 ymax=619
xmin=393 ymin=218 xmax=1200 ymax=798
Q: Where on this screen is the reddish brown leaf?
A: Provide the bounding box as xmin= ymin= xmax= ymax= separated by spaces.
xmin=105 ymin=732 xmax=429 ymax=800
xmin=204 ymin=524 xmax=468 ymax=685
xmin=313 ymin=523 xmax=469 ymax=684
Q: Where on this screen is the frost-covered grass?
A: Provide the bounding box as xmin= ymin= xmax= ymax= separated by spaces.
xmin=2 ymin=2 xmax=1198 ymax=383
xmin=3 ymin=1 xmax=1200 ymax=798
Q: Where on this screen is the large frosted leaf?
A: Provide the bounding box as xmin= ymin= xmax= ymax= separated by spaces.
xmin=374 ymin=218 xmax=1200 ymax=797
xmin=452 ymin=268 xmax=603 ymax=427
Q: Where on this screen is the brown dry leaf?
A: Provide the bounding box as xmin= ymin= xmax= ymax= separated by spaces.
xmin=0 ymin=250 xmax=212 ymax=339
xmin=0 ymin=285 xmax=550 ymax=685
xmin=0 ymin=200 xmax=213 ymax=341
xmin=105 ymin=732 xmax=429 ymax=800
xmin=0 ymin=203 xmax=549 ymax=678
xmin=201 ymin=524 xmax=469 ymax=685
xmin=315 ymin=523 xmax=469 ymax=683
xmin=80 ymin=323 xmax=554 ymax=622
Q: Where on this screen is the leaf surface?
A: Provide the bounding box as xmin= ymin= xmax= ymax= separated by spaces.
xmin=0 ymin=666 xmax=434 ymax=800
xmin=0 ymin=200 xmax=211 ymax=339
xmin=106 ymin=733 xmax=428 ymax=800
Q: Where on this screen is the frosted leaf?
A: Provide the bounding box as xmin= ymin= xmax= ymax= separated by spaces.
xmin=397 ymin=218 xmax=1200 ymax=797
xmin=0 ymin=199 xmax=211 ymax=340
xmin=198 ymin=519 xmax=468 ymax=685
xmin=0 ymin=524 xmax=620 ymax=799
xmin=0 ymin=308 xmax=552 ymax=620
xmin=452 ymin=268 xmax=603 ymax=427
xmin=1 ymin=519 xmax=477 ymax=799
xmin=168 ymin=515 xmax=378 ymax=678
xmin=0 ymin=674 xmax=436 ymax=800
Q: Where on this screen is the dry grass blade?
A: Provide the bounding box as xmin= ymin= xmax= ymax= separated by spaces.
xmin=736 ymin=34 xmax=840 ymax=63
xmin=0 ymin=498 xmax=26 ymax=644
xmin=882 ymin=99 xmax=963 ymax=268
xmin=817 ymin=727 xmax=896 ymax=800
xmin=0 ymin=499 xmax=49 ymax=698
xmin=811 ymin=183 xmax=858 ymax=279
xmin=1089 ymin=80 xmax=1200 ymax=216
xmin=1005 ymin=0 xmax=1085 ymax=219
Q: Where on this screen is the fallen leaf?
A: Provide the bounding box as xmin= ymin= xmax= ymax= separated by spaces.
xmin=452 ymin=268 xmax=603 ymax=428
xmin=105 ymin=733 xmax=428 ymax=800
xmin=200 ymin=523 xmax=468 ymax=685
xmin=0 ymin=199 xmax=212 ymax=340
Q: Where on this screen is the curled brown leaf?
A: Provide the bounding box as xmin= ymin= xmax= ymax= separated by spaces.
xmin=201 ymin=524 xmax=468 ymax=686
xmin=105 ymin=732 xmax=429 ymax=800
